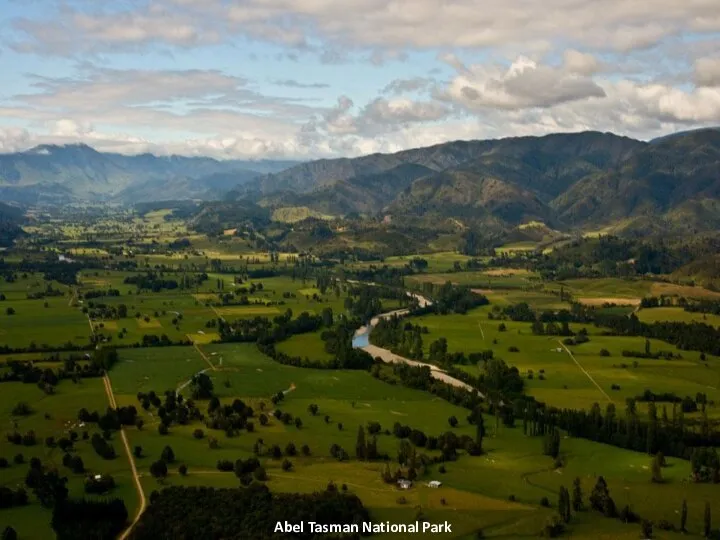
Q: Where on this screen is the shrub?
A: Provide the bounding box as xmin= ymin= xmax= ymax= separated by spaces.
xmin=150 ymin=460 xmax=168 ymax=479
xmin=11 ymin=402 xmax=32 ymax=417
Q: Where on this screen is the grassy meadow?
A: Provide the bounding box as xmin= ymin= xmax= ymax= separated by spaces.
xmin=104 ymin=343 xmax=718 ymax=539
xmin=411 ymin=304 xmax=720 ymax=419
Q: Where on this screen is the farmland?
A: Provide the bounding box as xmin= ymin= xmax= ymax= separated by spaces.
xmin=2 ymin=207 xmax=720 ymax=539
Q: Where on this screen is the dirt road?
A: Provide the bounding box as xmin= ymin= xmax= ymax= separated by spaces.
xmin=103 ymin=374 xmax=147 ymax=540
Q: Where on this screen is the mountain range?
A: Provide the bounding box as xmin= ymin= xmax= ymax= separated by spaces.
xmin=0 ymin=143 xmax=298 ymax=205
xmin=1 ymin=128 xmax=719 ymax=237
xmin=229 ymin=128 xmax=720 ymax=236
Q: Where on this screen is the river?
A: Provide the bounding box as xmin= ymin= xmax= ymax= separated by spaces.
xmin=351 ymin=289 xmax=482 ymax=396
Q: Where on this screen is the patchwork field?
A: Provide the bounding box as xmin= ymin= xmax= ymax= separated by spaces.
xmin=412 ymin=305 xmax=720 ymax=419
xmin=104 ymin=343 xmax=720 ymax=538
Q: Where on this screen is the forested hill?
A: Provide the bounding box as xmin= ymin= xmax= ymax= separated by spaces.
xmin=0 ymin=202 xmax=23 ymax=247
xmin=229 ymin=128 xmax=720 ymax=235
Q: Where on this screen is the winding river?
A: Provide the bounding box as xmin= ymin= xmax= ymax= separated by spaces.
xmin=351 ymin=289 xmax=482 ymax=396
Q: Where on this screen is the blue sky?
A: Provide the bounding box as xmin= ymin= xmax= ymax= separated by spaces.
xmin=0 ymin=0 xmax=719 ymax=158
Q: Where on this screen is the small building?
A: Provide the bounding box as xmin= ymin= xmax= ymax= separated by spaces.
xmin=397 ymin=479 xmax=413 ymax=490
xmin=428 ymin=480 xmax=442 ymax=488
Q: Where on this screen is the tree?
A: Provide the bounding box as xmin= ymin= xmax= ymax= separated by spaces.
xmin=704 ymin=502 xmax=711 ymax=538
xmin=308 ymin=404 xmax=319 ymax=416
xmin=6 ymin=307 xmax=15 ymax=316
xmin=475 ymin=411 xmax=485 ymax=452
xmin=558 ymin=486 xmax=571 ymax=523
xmin=161 ymin=445 xmax=175 ymax=463
xmin=134 ymin=446 xmax=142 ymax=458
xmin=589 ymin=476 xmax=616 ymax=518
xmin=651 ymin=454 xmax=662 ymax=483
xmin=190 ymin=372 xmax=214 ymax=400
xmin=150 ymin=460 xmax=168 ymax=479
xmin=254 ymin=466 xmax=267 ymax=481
xmin=2 ymin=527 xmax=18 ymax=540
xmin=178 ymin=464 xmax=187 ymax=476
xmin=680 ymin=499 xmax=687 ymax=532
xmin=543 ymin=428 xmax=561 ymax=459
xmin=646 ymin=402 xmax=658 ymax=455
xmin=356 ymin=426 xmax=366 ymax=460
xmin=448 ymin=416 xmax=458 ymax=428
xmin=282 ymin=459 xmax=293 ymax=471
xmin=640 ymin=519 xmax=653 ymax=539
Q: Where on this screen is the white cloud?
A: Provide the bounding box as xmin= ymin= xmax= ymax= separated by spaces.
xmin=444 ymin=56 xmax=606 ymax=110
xmin=2 ymin=0 xmax=720 ymax=160
xmin=563 ymin=50 xmax=600 ymax=76
xmin=361 ymin=98 xmax=450 ymax=125
xmin=694 ymin=57 xmax=720 ymax=87
xmin=11 ymin=0 xmax=720 ymax=55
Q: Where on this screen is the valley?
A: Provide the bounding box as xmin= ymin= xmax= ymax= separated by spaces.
xmin=1 ymin=201 xmax=720 ymax=540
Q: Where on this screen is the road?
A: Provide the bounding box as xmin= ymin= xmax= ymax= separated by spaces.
xmin=102 ymin=374 xmax=147 ymax=540
xmin=557 ymin=339 xmax=613 ymax=403
xmin=351 ymin=288 xmax=483 ymax=396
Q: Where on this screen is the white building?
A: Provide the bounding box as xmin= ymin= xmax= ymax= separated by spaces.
xmin=428 ymin=480 xmax=442 ymax=488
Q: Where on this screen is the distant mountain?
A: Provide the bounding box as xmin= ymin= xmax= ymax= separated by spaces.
xmin=0 ymin=144 xmax=300 ymax=204
xmin=225 ymin=129 xmax=720 ymax=235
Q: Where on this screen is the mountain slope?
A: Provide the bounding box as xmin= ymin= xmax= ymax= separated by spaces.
xmin=0 ymin=144 xmax=299 ymax=203
xmin=0 ymin=202 xmax=24 ymax=247
xmin=388 ymin=169 xmax=555 ymax=228
xmin=257 ymin=163 xmax=435 ymax=215
xmin=551 ymin=130 xmax=720 ymax=233
xmin=233 ymin=131 xmax=643 ymax=201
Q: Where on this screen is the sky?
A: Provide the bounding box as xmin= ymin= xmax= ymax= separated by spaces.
xmin=0 ymin=0 xmax=719 ymax=159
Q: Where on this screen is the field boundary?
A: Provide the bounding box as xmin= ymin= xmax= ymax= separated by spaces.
xmin=557 ymin=339 xmax=613 ymax=403
xmin=191 ymin=342 xmax=217 ymax=371
xmin=103 ymin=374 xmax=147 ymax=540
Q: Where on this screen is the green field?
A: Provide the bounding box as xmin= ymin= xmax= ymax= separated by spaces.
xmin=412 ymin=305 xmax=720 ymax=419
xmin=0 ymin=379 xmax=138 ymax=539
xmin=276 ymin=331 xmax=335 ymax=363
xmin=637 ymin=307 xmax=720 ymax=328
xmin=104 ymin=343 xmax=720 ymax=538
xmin=4 ymin=206 xmax=720 ymax=539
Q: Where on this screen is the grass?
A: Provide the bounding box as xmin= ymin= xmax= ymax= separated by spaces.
xmin=412 ymin=305 xmax=720 ymax=419
xmin=637 ymin=307 xmax=720 ymax=328
xmin=408 ymin=270 xmax=540 ymax=290
xmin=0 ymin=379 xmax=137 ymax=539
xmin=109 ymin=342 xmax=719 ymax=538
xmin=545 ymin=278 xmax=653 ymax=300
xmin=276 ymin=331 xmax=335 ymax=363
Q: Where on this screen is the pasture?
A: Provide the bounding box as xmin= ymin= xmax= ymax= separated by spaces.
xmin=0 ymin=379 xmax=138 ymax=540
xmin=637 ymin=307 xmax=720 ymax=328
xmin=108 ymin=343 xmax=717 ymax=538
xmin=412 ymin=306 xmax=720 ymax=419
